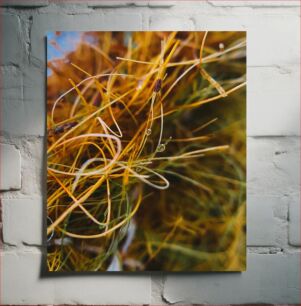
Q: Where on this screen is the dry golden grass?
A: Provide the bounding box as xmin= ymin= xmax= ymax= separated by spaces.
xmin=47 ymin=31 xmax=246 ymax=272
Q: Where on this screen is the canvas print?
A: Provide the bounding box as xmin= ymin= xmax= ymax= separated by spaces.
xmin=47 ymin=31 xmax=246 ymax=272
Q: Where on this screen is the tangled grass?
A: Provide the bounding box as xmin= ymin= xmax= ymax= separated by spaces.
xmin=47 ymin=31 xmax=246 ymax=272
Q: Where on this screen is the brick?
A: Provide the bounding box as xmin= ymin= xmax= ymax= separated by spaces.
xmin=2 ymin=198 xmax=43 ymax=246
xmin=149 ymin=15 xmax=194 ymax=30
xmin=247 ymin=195 xmax=288 ymax=247
xmin=250 ymin=12 xmax=301 ymax=66
xmin=0 ymin=66 xmax=23 ymax=136
xmin=30 ymin=12 xmax=142 ymax=66
xmin=1 ymin=13 xmax=24 ymax=65
xmin=289 ymin=194 xmax=300 ymax=246
xmin=163 ymin=253 xmax=300 ymax=304
xmin=1 ymin=251 xmax=55 ymax=304
xmin=207 ymin=0 xmax=300 ymax=7
xmin=247 ymin=137 xmax=299 ymax=197
xmin=85 ymin=0 xmax=174 ymax=7
xmin=0 ymin=0 xmax=49 ymax=7
xmin=0 ymin=143 xmax=21 ymax=191
xmin=22 ymin=65 xmax=46 ymax=136
xmin=0 ymin=64 xmax=46 ymax=136
xmin=1 ymin=250 xmax=151 ymax=304
xmin=20 ymin=137 xmax=44 ymax=195
xmin=247 ymin=195 xmax=276 ymax=246
xmin=193 ymin=10 xmax=299 ymax=67
xmin=0 ymin=0 xmax=48 ymax=6
xmin=248 ymin=66 xmax=300 ymax=136
xmin=86 ymin=1 xmax=147 ymax=7
xmin=0 ymin=66 xmax=22 ymax=101
xmin=148 ymin=0 xmax=175 ymax=7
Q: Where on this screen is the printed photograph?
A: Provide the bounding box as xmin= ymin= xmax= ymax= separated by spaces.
xmin=47 ymin=31 xmax=246 ymax=272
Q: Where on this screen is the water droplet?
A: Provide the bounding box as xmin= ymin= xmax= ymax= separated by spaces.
xmin=136 ymin=80 xmax=143 ymax=90
xmin=157 ymin=144 xmax=166 ymax=152
xmin=146 ymin=129 xmax=152 ymax=136
xmin=219 ymin=43 xmax=224 ymax=50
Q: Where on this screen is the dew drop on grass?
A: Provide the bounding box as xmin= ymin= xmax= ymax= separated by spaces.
xmin=136 ymin=167 xmax=142 ymax=173
xmin=136 ymin=80 xmax=143 ymax=90
xmin=146 ymin=129 xmax=152 ymax=136
xmin=157 ymin=144 xmax=166 ymax=152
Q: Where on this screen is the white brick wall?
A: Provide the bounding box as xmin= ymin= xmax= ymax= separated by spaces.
xmin=163 ymin=253 xmax=300 ymax=304
xmin=207 ymin=0 xmax=300 ymax=7
xmin=0 ymin=0 xmax=300 ymax=304
xmin=0 ymin=0 xmax=49 ymax=6
xmin=2 ymin=198 xmax=43 ymax=246
xmin=0 ymin=143 xmax=21 ymax=190
xmin=248 ymin=66 xmax=300 ymax=136
xmin=247 ymin=195 xmax=278 ymax=246
xmin=1 ymin=251 xmax=151 ymax=304
xmin=1 ymin=13 xmax=25 ymax=65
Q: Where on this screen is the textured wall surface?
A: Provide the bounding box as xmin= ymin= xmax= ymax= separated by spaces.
xmin=0 ymin=0 xmax=300 ymax=304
